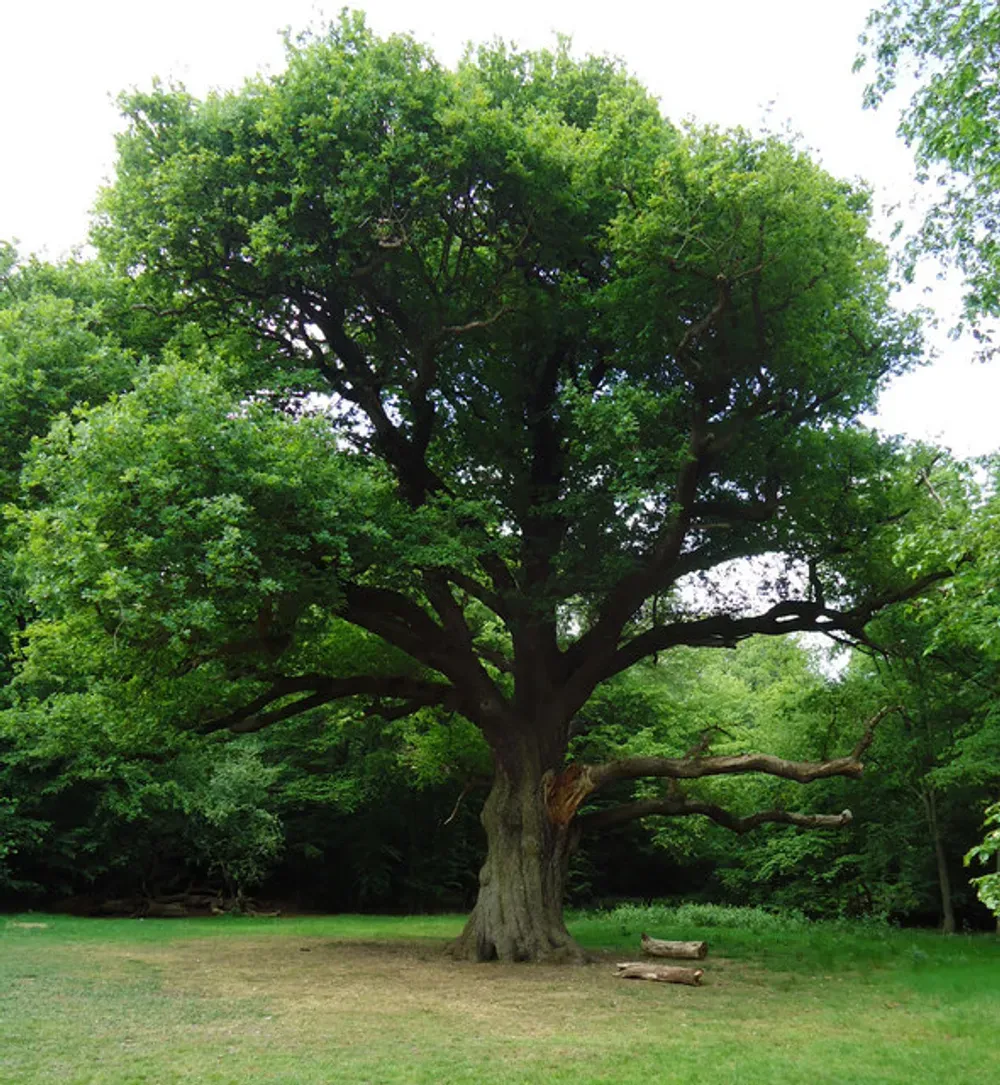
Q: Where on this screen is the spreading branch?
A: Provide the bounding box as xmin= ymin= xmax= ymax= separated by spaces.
xmin=200 ymin=674 xmax=458 ymax=735
xmin=588 ymin=706 xmax=901 ymax=790
xmin=574 ymin=707 xmax=902 ymax=836
xmin=583 ymin=796 xmax=854 ymax=835
xmin=601 ymin=568 xmax=957 ymax=683
xmin=341 ymin=583 xmax=508 ymax=720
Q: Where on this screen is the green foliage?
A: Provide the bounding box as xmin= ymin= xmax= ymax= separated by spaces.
xmin=598 ymin=900 xmax=813 ymax=936
xmin=180 ymin=743 xmax=284 ymax=897
xmin=0 ymin=702 xmax=286 ymax=900
xmin=0 ymin=251 xmax=141 ymax=694
xmin=0 ymin=790 xmax=48 ymax=893
xmin=1 ymin=16 xmax=986 ymax=931
xmin=0 ymin=274 xmax=132 ymax=505
xmin=11 ymin=361 xmax=420 ymax=716
xmin=859 ymin=0 xmax=1000 ymax=325
xmin=89 ymin=15 xmax=924 ymax=619
xmin=965 ymin=800 xmax=1000 ymax=914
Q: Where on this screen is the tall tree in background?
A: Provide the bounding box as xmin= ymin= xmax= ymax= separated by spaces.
xmin=859 ymin=0 xmax=1000 ymax=329
xmin=0 ymin=248 xmax=139 ymax=688
xmin=17 ymin=16 xmax=955 ymax=961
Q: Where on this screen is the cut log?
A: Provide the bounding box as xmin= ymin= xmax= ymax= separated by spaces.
xmin=616 ymin=962 xmax=704 ymax=986
xmin=640 ymin=932 xmax=708 ymax=960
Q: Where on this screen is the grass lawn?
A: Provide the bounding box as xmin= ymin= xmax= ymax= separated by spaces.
xmin=1 ymin=905 xmax=998 ymax=1084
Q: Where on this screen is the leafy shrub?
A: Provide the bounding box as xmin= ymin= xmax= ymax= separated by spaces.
xmin=589 ymin=900 xmax=890 ymax=939
xmin=966 ymin=801 xmax=1000 ymax=916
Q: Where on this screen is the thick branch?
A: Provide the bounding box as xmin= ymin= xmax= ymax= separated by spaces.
xmin=674 ymin=272 xmax=732 ymax=368
xmin=605 ymin=600 xmax=862 ymax=679
xmin=583 ymin=796 xmax=854 ymax=835
xmin=439 ymin=567 xmax=508 ymax=619
xmin=200 ymin=674 xmax=457 ymax=735
xmin=310 ymin=308 xmax=445 ymax=506
xmin=341 ymin=584 xmax=511 ymax=728
xmin=561 ymin=425 xmax=710 ymax=703
xmin=475 ymin=645 xmax=514 ymax=673
xmin=341 ymin=584 xmax=451 ymax=661
xmin=422 ymin=570 xmax=476 ymax=648
xmin=603 ymin=567 xmax=957 ymax=681
xmin=588 ymin=706 xmax=901 ymax=790
xmin=845 ymin=565 xmax=963 ymax=623
xmin=440 ymin=306 xmax=509 ymax=336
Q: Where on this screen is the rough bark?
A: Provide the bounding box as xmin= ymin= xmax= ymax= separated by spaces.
xmin=448 ymin=735 xmax=586 ymax=963
xmin=449 ymin=707 xmax=896 ymax=963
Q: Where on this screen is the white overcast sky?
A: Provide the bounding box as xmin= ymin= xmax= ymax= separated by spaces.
xmin=2 ymin=0 xmax=998 ymax=457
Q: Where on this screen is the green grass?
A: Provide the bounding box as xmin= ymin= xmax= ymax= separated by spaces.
xmin=1 ymin=906 xmax=998 ymax=1084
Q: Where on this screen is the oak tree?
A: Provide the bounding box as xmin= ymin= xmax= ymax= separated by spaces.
xmin=22 ymin=17 xmax=954 ymax=959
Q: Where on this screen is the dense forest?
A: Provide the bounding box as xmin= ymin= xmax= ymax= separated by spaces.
xmin=2 ymin=7 xmax=1000 ymax=956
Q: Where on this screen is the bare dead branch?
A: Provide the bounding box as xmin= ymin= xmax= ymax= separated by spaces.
xmin=583 ymin=796 xmax=854 ymax=835
xmin=443 ymin=782 xmax=473 ymax=826
xmin=441 ymin=306 xmax=509 ymax=336
xmin=588 ymin=706 xmax=902 ymax=791
xmin=849 ymin=704 xmax=902 ymax=760
xmin=917 ymin=466 xmax=946 ymax=510
xmin=640 ymin=933 xmax=708 ymax=960
xmin=130 ymin=302 xmax=190 ymax=317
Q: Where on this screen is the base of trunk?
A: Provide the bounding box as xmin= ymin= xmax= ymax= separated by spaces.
xmin=448 ymin=899 xmax=589 ymax=963
xmin=447 ymin=750 xmax=587 ymax=963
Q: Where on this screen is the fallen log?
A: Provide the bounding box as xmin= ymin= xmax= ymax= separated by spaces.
xmin=640 ymin=932 xmax=708 ymax=960
xmin=616 ymin=962 xmax=704 ymax=986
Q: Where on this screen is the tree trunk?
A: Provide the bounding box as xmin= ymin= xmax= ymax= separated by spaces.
xmin=922 ymin=788 xmax=955 ymax=934
xmin=933 ymin=832 xmax=956 ymax=934
xmin=449 ymin=734 xmax=586 ymax=963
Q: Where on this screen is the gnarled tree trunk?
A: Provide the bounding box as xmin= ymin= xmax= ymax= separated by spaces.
xmin=449 ymin=732 xmax=587 ymax=963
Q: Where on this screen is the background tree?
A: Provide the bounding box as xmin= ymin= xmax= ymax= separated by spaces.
xmin=814 ymin=452 xmax=1000 ymax=929
xmin=859 ymin=0 xmax=1000 ymax=329
xmin=9 ymin=17 xmax=954 ymax=960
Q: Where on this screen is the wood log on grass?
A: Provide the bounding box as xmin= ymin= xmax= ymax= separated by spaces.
xmin=616 ymin=962 xmax=704 ymax=986
xmin=640 ymin=932 xmax=708 ymax=959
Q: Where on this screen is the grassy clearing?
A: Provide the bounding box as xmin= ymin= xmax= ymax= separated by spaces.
xmin=1 ymin=907 xmax=998 ymax=1084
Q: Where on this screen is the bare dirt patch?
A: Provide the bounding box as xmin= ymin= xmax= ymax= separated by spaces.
xmin=92 ymin=937 xmax=735 ymax=1041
